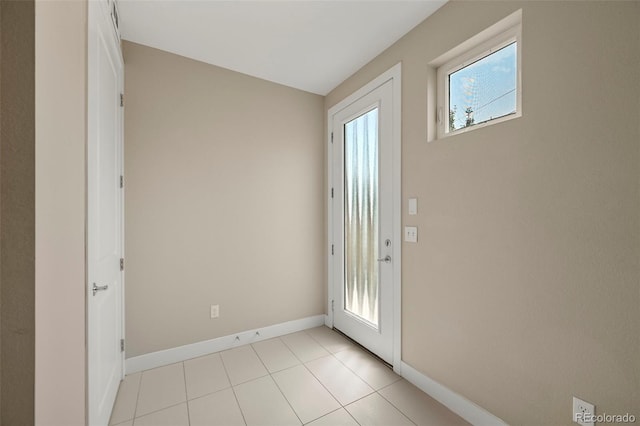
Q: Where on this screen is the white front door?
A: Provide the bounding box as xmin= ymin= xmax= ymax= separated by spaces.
xmin=88 ymin=1 xmax=124 ymax=424
xmin=329 ymin=66 xmax=401 ymax=365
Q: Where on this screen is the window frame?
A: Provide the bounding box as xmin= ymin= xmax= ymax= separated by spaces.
xmin=436 ymin=21 xmax=522 ymax=139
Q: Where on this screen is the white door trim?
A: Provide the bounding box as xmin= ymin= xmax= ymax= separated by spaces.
xmin=326 ymin=63 xmax=402 ymax=373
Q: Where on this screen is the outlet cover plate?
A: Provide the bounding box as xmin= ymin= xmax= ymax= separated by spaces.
xmin=210 ymin=304 xmax=220 ymax=319
xmin=404 ymin=226 xmax=418 ymax=243
xmin=573 ymin=396 xmax=595 ymax=426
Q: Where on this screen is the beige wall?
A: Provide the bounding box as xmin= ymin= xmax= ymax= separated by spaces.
xmin=123 ymin=42 xmax=325 ymax=357
xmin=326 ymin=1 xmax=639 ymax=425
xmin=1 ymin=1 xmax=35 ymax=424
xmin=35 ymin=1 xmax=87 ymax=424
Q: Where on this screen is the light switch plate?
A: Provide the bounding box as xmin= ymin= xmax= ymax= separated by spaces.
xmin=404 ymin=226 xmax=418 ymax=243
xmin=408 ymin=198 xmax=418 ymax=215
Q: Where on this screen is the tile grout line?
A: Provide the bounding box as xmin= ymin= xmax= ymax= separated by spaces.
xmin=312 ymin=328 xmax=423 ymax=425
xmin=308 ymin=328 xmax=360 ymax=354
xmin=306 ymin=406 xmax=362 ymax=426
xmin=250 ymin=341 xmax=305 ymax=425
xmin=279 ymin=333 xmax=310 ymax=365
xmin=132 ymin=370 xmax=143 ymax=423
xmin=128 ymin=362 xmax=188 ymax=423
xmin=343 ymin=406 xmax=363 ymax=426
xmin=224 ymin=345 xmax=271 ymax=385
xmin=377 ymin=378 xmax=402 ymax=392
xmin=269 ymin=371 xmax=305 ymax=425
xmin=332 ymin=327 xmax=394 ymax=370
xmin=300 ymin=358 xmax=345 ymax=408
xmin=252 ymin=337 xmax=359 ymax=426
xmin=131 ymin=401 xmax=188 ymax=423
xmin=299 ymin=329 xmax=372 ymax=409
xmin=269 ymin=363 xmax=346 ymax=426
xmin=109 ymin=373 xmax=140 ymax=426
xmin=181 ymin=362 xmax=191 ymax=426
xmin=132 ymin=364 xmax=189 ymax=422
xmin=341 ymin=388 xmax=377 ymax=408
xmin=305 ymin=328 xmax=412 ymax=424
xmin=248 ymin=340 xmax=272 ymax=377
xmin=280 ymin=332 xmax=330 ymax=365
xmin=185 ymin=385 xmax=235 ymax=403
xmin=375 ymin=388 xmax=418 ymax=426
xmin=219 ymin=348 xmax=249 ymax=426
xmin=310 ymin=328 xmax=403 ymax=392
xmin=296 ymin=351 xmax=366 ymax=426
xmin=252 ymin=338 xmax=344 ymax=424
xmin=304 ymin=328 xmax=332 ymax=351
xmin=309 ymin=353 xmax=376 ymax=404
xmin=331 ymin=346 xmax=403 ymax=391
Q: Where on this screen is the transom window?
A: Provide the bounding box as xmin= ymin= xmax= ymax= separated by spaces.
xmin=435 ymin=11 xmax=522 ymax=138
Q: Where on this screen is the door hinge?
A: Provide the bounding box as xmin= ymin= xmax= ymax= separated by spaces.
xmin=331 ymin=132 xmax=334 ymax=143
xmin=331 ymin=299 xmax=334 ymax=312
xmin=120 ymin=339 xmax=125 ymax=352
xmin=119 ymin=175 xmax=124 ymax=188
xmin=331 ymin=188 xmax=334 ymax=199
xmin=120 ymin=93 xmax=124 ymax=107
xmin=331 ymin=244 xmax=334 ymax=255
xmin=120 ymin=258 xmax=124 ymax=271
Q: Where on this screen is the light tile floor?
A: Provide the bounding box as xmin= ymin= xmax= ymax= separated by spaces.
xmin=110 ymin=326 xmax=469 ymax=426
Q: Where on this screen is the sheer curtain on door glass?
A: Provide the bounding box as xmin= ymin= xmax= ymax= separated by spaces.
xmin=344 ymin=108 xmax=379 ymax=327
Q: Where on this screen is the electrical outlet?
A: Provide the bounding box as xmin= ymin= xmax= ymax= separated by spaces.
xmin=210 ymin=304 xmax=219 ymax=319
xmin=573 ymin=396 xmax=595 ymax=426
xmin=404 ymin=226 xmax=418 ymax=243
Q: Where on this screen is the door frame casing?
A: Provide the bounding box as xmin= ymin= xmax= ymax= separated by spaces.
xmin=326 ymin=63 xmax=402 ymax=373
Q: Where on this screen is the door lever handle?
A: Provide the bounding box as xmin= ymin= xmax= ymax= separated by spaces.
xmin=92 ymin=283 xmax=109 ymax=296
xmin=377 ymin=255 xmax=391 ymax=263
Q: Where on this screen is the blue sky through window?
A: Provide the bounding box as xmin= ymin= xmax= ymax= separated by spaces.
xmin=448 ymin=42 xmax=517 ymax=131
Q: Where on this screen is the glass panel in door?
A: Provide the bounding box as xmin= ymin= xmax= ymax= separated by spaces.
xmin=343 ymin=108 xmax=379 ymax=328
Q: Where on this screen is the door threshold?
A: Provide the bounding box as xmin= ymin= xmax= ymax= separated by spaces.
xmin=331 ymin=327 xmax=393 ymax=370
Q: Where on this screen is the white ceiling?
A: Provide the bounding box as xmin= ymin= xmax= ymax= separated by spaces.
xmin=119 ymin=0 xmax=447 ymax=95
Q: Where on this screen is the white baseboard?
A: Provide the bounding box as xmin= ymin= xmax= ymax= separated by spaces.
xmin=126 ymin=314 xmax=326 ymax=374
xmin=400 ymin=361 xmax=508 ymax=426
